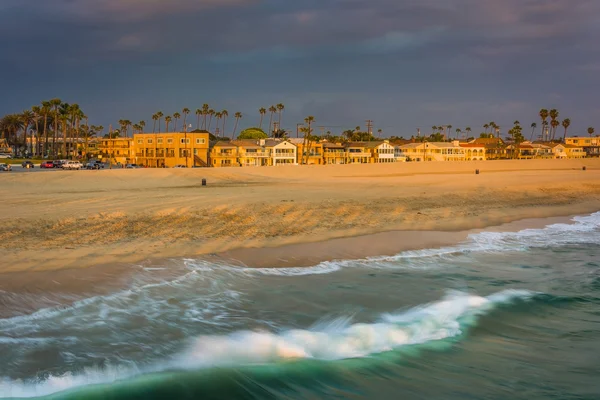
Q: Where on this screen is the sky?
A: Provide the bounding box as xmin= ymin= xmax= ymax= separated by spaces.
xmin=1 ymin=0 xmax=599 ymax=138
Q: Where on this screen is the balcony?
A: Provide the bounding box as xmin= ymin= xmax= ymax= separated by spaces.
xmin=324 ymin=152 xmax=346 ymax=157
xmin=346 ymin=151 xmax=370 ymax=157
xmin=241 ymin=151 xmax=269 ymax=157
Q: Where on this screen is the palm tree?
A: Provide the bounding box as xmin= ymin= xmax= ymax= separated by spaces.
xmin=50 ymin=98 xmax=61 ymax=157
xmin=156 ymin=111 xmax=164 ymax=133
xmin=221 ymin=110 xmax=229 ymax=138
xmin=40 ymin=101 xmax=51 ymax=157
xmin=539 ymin=109 xmax=549 ymax=140
xmin=587 ymin=127 xmax=595 ymax=137
xmin=259 ymin=107 xmax=266 ymax=130
xmin=550 ymin=119 xmax=560 ymax=141
xmin=133 ymin=123 xmax=141 ymax=134
xmin=446 ymin=125 xmax=452 ymax=140
xmin=483 ymin=123 xmax=489 ymax=134
xmin=201 ymin=104 xmax=210 ymax=129
xmin=276 ymin=103 xmax=285 ymax=130
xmin=31 ymin=106 xmax=41 ymax=156
xmin=530 ymin=122 xmax=537 ymax=141
xmin=152 ymin=114 xmax=158 ymax=133
xmin=195 ymin=109 xmax=202 ymax=130
xmin=139 ymin=120 xmax=146 ymax=133
xmin=173 ymin=112 xmax=181 ymax=131
xmin=58 ymin=103 xmax=70 ymax=157
xmin=302 ymin=116 xmax=315 ymax=164
xmin=164 ymin=115 xmax=172 ymax=133
xmin=455 ymin=128 xmax=461 ymax=139
xmin=232 ymin=112 xmax=243 ymax=138
xmin=561 ymin=119 xmax=571 ymax=142
xmin=207 ymin=109 xmax=215 ymax=131
xmin=20 ymin=110 xmax=34 ymax=155
xmin=377 ymin=128 xmax=383 ymax=138
xmin=182 ymin=108 xmax=190 ymax=130
xmin=549 ymin=109 xmax=559 ymax=140
xmin=465 ymin=126 xmax=472 ymax=139
xmin=213 ymin=112 xmax=222 ymax=135
xmin=268 ymin=105 xmax=277 ymax=135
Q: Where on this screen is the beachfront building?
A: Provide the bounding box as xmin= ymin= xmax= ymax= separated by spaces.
xmin=365 ymin=140 xmax=396 ymax=163
xmin=132 ymin=132 xmax=210 ymax=168
xmin=398 ymin=141 xmax=473 ymax=162
xmin=289 ymin=138 xmax=324 ymax=165
xmin=505 ymin=143 xmax=553 ymax=159
xmin=232 ymin=139 xmax=270 ymax=167
xmin=263 ymin=139 xmax=297 ymax=166
xmin=322 ymin=142 xmax=347 ymax=164
xmin=563 ymin=144 xmax=587 ymax=158
xmin=209 ymin=141 xmax=240 ymax=167
xmin=565 ymin=137 xmax=600 ymax=157
xmin=459 ymin=143 xmax=486 ymax=161
xmin=471 ymin=137 xmax=506 ymax=159
xmin=99 ymin=137 xmax=134 ymax=166
xmin=393 ymin=145 xmax=408 ymax=162
xmin=345 ymin=142 xmax=371 ymax=164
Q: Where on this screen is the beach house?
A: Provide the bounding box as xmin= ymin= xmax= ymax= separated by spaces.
xmin=289 ymin=138 xmax=324 ymax=165
xmin=322 ymin=142 xmax=347 ymax=164
xmin=263 ymin=139 xmax=297 ymax=166
xmin=209 ymin=141 xmax=239 ymax=167
xmin=471 ymin=137 xmax=506 ymax=159
xmin=345 ymin=142 xmax=371 ymax=164
xmin=565 ymin=137 xmax=600 ymax=157
xmin=459 ymin=143 xmax=486 ymax=160
xmin=365 ymin=140 xmax=396 ymax=163
xmin=232 ymin=139 xmax=270 ymax=167
xmin=99 ymin=137 xmax=134 ymax=166
xmin=132 ymin=132 xmax=209 ymax=168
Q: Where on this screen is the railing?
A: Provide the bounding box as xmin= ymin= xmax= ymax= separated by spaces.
xmin=346 ymin=152 xmax=370 ymax=157
xmin=240 ymin=152 xmax=269 ymax=157
xmin=324 ymin=152 xmax=346 ymax=157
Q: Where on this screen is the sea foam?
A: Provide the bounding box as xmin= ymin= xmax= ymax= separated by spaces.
xmin=0 ymin=289 xmax=533 ymax=398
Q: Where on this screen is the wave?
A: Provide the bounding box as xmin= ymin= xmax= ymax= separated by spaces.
xmin=0 ymin=289 xmax=534 ymax=399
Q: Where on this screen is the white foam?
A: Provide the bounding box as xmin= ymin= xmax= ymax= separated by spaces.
xmin=175 ymin=289 xmax=533 ymax=367
xmin=0 ymin=289 xmax=533 ymax=398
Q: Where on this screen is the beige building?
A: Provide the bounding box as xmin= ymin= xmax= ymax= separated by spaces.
xmin=134 ymin=132 xmax=209 ymax=167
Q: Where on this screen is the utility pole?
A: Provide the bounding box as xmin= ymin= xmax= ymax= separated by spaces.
xmin=366 ymin=120 xmax=373 ymax=136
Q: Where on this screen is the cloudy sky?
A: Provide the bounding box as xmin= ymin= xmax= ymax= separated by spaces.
xmin=1 ymin=0 xmax=599 ymax=137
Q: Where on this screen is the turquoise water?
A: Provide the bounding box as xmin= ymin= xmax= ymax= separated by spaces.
xmin=1 ymin=213 xmax=600 ymax=399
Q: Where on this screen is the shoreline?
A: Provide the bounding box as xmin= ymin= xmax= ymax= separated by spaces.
xmin=1 ymin=159 xmax=599 ymax=274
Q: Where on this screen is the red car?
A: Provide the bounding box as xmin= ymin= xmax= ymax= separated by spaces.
xmin=40 ymin=161 xmax=55 ymax=169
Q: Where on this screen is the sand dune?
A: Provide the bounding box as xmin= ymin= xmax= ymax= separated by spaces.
xmin=1 ymin=159 xmax=599 ymax=272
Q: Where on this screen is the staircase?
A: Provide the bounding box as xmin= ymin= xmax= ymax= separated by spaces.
xmin=194 ymin=155 xmax=209 ymax=167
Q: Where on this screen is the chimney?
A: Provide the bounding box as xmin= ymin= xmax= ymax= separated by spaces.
xmin=259 ymin=139 xmax=266 ymax=146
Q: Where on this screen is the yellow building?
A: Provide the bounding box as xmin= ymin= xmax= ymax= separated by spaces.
xmin=99 ymin=137 xmax=134 ymax=166
xmin=345 ymin=142 xmax=371 ymax=164
xmin=231 ymin=140 xmax=270 ymax=167
xmin=364 ymin=140 xmax=396 ymax=163
xmin=209 ymin=141 xmax=240 ymax=167
xmin=289 ymin=139 xmax=323 ymax=165
xmin=322 ymin=142 xmax=346 ymax=164
xmin=134 ymin=132 xmax=209 ymax=167
xmin=563 ymin=143 xmax=586 ymax=158
xmin=565 ymin=137 xmax=599 ymax=157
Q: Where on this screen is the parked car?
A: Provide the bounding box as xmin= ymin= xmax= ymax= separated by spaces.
xmin=22 ymin=160 xmax=34 ymax=169
xmin=125 ymin=163 xmax=141 ymax=169
xmin=173 ymin=164 xmax=187 ymax=168
xmin=0 ymin=163 xmax=11 ymax=171
xmin=0 ymin=154 xmax=12 ymax=159
xmin=85 ymin=161 xmax=104 ymax=170
xmin=62 ymin=161 xmax=83 ymax=170
xmin=40 ymin=161 xmax=55 ymax=169
xmin=53 ymin=160 xmax=64 ymax=168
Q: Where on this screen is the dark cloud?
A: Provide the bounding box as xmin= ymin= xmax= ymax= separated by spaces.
xmin=1 ymin=0 xmax=598 ymax=136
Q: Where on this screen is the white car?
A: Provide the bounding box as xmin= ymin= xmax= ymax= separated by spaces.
xmin=62 ymin=161 xmax=83 ymax=170
xmin=0 ymin=154 xmax=12 ymax=159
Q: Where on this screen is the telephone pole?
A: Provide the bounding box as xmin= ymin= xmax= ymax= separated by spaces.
xmin=366 ymin=120 xmax=373 ymax=136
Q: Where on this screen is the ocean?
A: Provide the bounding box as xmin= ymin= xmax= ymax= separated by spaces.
xmin=1 ymin=213 xmax=599 ymax=399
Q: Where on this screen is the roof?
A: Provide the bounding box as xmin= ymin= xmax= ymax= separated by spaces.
xmin=263 ymin=139 xmax=296 ymax=148
xmin=472 ymin=138 xmax=505 ymax=145
xmin=459 ymin=143 xmax=486 ymax=148
xmin=231 ymin=139 xmax=262 ymax=149
xmin=322 ymin=142 xmax=345 ymax=149
xmin=363 ymin=141 xmax=391 ymax=149
xmin=211 ymin=141 xmax=237 ymax=148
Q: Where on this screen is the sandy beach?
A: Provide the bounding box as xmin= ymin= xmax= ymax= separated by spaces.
xmin=1 ymin=159 xmax=599 ymax=273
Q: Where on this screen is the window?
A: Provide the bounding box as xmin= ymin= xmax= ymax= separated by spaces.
xmin=196 ymin=138 xmax=205 ymax=145
xmin=167 ymin=138 xmax=173 ymax=144
xmin=137 ymin=139 xmax=143 ymax=144
xmin=147 ymin=139 xmax=153 ymax=144
xmin=157 ymin=138 xmax=163 ymax=144
xmin=180 ymin=138 xmax=190 ymax=144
